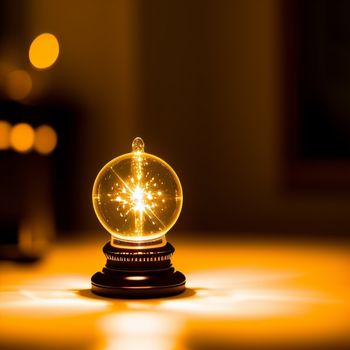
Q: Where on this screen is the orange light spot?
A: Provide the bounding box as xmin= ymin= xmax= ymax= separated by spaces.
xmin=0 ymin=120 xmax=11 ymax=150
xmin=5 ymin=70 xmax=32 ymax=100
xmin=34 ymin=125 xmax=57 ymax=155
xmin=29 ymin=33 xmax=59 ymax=69
xmin=10 ymin=123 xmax=35 ymax=153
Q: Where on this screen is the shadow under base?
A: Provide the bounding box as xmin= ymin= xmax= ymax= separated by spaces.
xmin=91 ymin=241 xmax=186 ymax=298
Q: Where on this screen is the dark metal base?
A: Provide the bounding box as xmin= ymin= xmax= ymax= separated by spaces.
xmin=91 ymin=241 xmax=186 ymax=298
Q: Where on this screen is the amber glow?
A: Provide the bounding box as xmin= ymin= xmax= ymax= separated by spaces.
xmin=5 ymin=70 xmax=32 ymax=100
xmin=92 ymin=137 xmax=183 ymax=243
xmin=0 ymin=240 xmax=349 ymax=349
xmin=29 ymin=33 xmax=59 ymax=69
xmin=0 ymin=120 xmax=11 ymax=149
xmin=34 ymin=125 xmax=57 ymax=154
xmin=10 ymin=123 xmax=35 ymax=152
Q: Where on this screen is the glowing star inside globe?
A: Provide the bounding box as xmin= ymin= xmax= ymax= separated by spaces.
xmin=92 ymin=137 xmax=183 ymax=246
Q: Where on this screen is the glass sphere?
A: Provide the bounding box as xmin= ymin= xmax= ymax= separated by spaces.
xmin=92 ymin=137 xmax=183 ymax=242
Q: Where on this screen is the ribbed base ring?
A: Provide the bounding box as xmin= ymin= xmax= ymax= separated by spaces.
xmin=91 ymin=241 xmax=186 ymax=298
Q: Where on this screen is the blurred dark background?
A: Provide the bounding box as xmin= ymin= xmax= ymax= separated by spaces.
xmin=1 ymin=0 xmax=350 ymax=256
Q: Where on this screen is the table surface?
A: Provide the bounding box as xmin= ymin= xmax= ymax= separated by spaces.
xmin=1 ymin=234 xmax=350 ymax=350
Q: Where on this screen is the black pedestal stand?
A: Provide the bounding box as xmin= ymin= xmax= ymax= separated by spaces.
xmin=91 ymin=241 xmax=186 ymax=298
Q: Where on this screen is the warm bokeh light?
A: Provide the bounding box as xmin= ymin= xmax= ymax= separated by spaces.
xmin=29 ymin=33 xmax=59 ymax=69
xmin=0 ymin=120 xmax=11 ymax=150
xmin=34 ymin=125 xmax=57 ymax=154
xmin=10 ymin=123 xmax=35 ymax=153
xmin=5 ymin=70 xmax=32 ymax=100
